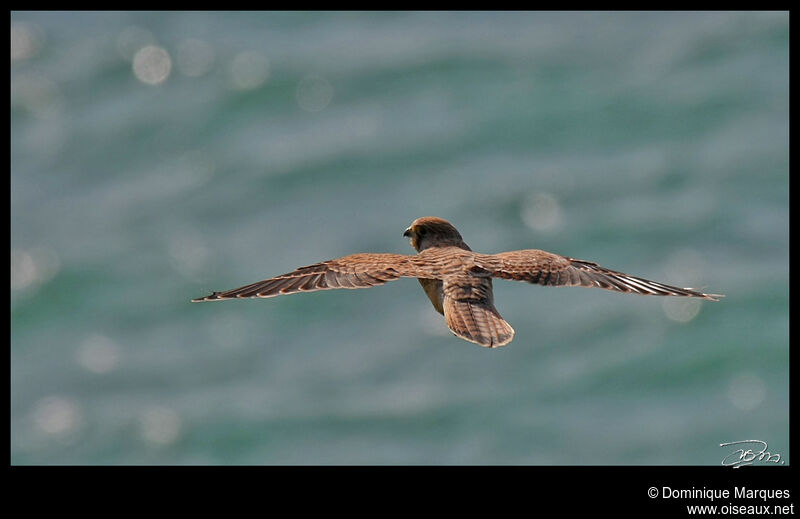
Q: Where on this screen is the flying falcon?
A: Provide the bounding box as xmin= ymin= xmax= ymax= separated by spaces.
xmin=193 ymin=216 xmax=722 ymax=348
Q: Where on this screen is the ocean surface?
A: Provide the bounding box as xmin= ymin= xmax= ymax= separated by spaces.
xmin=11 ymin=11 xmax=789 ymax=465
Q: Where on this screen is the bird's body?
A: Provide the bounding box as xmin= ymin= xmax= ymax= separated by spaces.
xmin=417 ymin=277 xmax=445 ymax=315
xmin=193 ymin=216 xmax=722 ymax=348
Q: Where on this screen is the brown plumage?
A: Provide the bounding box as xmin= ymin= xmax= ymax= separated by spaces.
xmin=193 ymin=216 xmax=723 ymax=348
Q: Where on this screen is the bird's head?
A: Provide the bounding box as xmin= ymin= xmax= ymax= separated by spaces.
xmin=403 ymin=217 xmax=470 ymax=252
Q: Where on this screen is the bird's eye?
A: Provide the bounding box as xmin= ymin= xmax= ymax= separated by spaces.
xmin=417 ymin=227 xmax=427 ymax=236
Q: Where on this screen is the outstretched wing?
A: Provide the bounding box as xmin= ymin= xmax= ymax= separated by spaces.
xmin=193 ymin=253 xmax=428 ymax=302
xmin=475 ymin=250 xmax=723 ymax=301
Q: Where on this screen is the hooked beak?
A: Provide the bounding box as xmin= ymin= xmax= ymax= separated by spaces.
xmin=403 ymin=227 xmax=412 ymax=238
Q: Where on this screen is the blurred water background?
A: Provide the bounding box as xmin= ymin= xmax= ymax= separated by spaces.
xmin=11 ymin=11 xmax=789 ymax=465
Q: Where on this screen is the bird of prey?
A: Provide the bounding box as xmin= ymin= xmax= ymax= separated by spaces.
xmin=193 ymin=216 xmax=722 ymax=348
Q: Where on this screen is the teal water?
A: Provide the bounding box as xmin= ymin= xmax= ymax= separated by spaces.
xmin=11 ymin=11 xmax=788 ymax=465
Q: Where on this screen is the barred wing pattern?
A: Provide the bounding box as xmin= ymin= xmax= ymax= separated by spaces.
xmin=476 ymin=250 xmax=723 ymax=301
xmin=193 ymin=215 xmax=723 ymax=348
xmin=192 ymin=253 xmax=428 ymax=302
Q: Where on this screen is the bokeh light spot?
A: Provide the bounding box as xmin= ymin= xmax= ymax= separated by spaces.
xmin=33 ymin=396 xmax=82 ymax=437
xmin=139 ymin=406 xmax=182 ymax=446
xmin=11 ymin=247 xmax=60 ymax=294
xmin=521 ymin=191 xmax=563 ymax=232
xmin=11 ymin=22 xmax=45 ymax=62
xmin=662 ymin=297 xmax=702 ymax=323
xmin=728 ymin=372 xmax=766 ymax=411
xmin=76 ymin=334 xmax=122 ymax=374
xmin=132 ymin=45 xmax=172 ymax=85
xmin=230 ymin=51 xmax=269 ymax=90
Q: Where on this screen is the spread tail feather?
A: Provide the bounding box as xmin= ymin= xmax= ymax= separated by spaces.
xmin=443 ymin=297 xmax=515 ymax=348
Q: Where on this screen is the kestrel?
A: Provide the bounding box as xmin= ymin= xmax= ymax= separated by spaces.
xmin=193 ymin=217 xmax=722 ymax=348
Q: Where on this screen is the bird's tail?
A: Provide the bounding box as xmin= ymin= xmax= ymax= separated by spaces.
xmin=443 ymin=297 xmax=515 ymax=348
